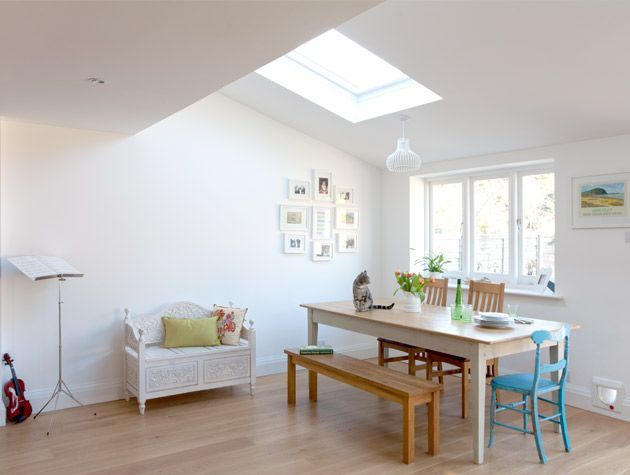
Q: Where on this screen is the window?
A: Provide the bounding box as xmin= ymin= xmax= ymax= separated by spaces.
xmin=256 ymin=30 xmax=442 ymax=123
xmin=427 ymin=168 xmax=555 ymax=290
xmin=430 ymin=181 xmax=464 ymax=273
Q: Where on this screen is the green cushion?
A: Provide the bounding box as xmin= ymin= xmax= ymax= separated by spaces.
xmin=162 ymin=316 xmax=220 ymax=348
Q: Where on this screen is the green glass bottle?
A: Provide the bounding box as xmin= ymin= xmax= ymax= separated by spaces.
xmin=453 ymin=278 xmax=463 ymax=320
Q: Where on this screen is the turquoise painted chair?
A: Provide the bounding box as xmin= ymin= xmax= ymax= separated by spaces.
xmin=488 ymin=325 xmax=571 ymax=464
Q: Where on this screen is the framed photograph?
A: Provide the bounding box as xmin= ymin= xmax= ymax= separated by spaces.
xmin=335 ymin=186 xmax=354 ymax=204
xmin=288 ymin=179 xmax=310 ymax=201
xmin=336 ymin=207 xmax=359 ymax=229
xmin=312 ymin=207 xmax=333 ymax=239
xmin=313 ymin=169 xmax=332 ymax=201
xmin=280 ymin=205 xmax=308 ymax=231
xmin=312 ymin=240 xmax=333 ymax=261
xmin=284 ymin=233 xmax=306 ymax=254
xmin=572 ymin=173 xmax=630 ymax=228
xmin=337 ymin=232 xmax=358 ymax=253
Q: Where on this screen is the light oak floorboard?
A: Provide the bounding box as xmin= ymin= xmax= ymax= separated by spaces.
xmin=1 ymin=360 xmax=628 ymax=475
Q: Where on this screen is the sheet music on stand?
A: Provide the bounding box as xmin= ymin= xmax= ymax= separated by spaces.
xmin=8 ymin=256 xmax=84 ymax=281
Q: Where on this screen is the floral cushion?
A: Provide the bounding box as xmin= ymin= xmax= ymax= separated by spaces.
xmin=213 ymin=304 xmax=248 ymax=346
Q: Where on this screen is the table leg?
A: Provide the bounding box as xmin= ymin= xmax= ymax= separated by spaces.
xmin=287 ymin=355 xmax=296 ymax=406
xmin=549 ymin=340 xmax=563 ymax=434
xmin=470 ymin=346 xmax=486 ymax=464
xmin=308 ymin=308 xmax=318 ymax=402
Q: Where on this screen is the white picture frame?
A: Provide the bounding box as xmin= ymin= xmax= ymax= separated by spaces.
xmin=572 ymin=173 xmax=630 ymax=228
xmin=312 ymin=207 xmax=333 ymax=239
xmin=335 ymin=186 xmax=354 ymax=205
xmin=280 ymin=205 xmax=308 ymax=231
xmin=283 ymin=233 xmax=306 ymax=254
xmin=313 ymin=169 xmax=333 ymax=201
xmin=312 ymin=240 xmax=333 ymax=261
xmin=336 ymin=207 xmax=359 ymax=229
xmin=337 ymin=232 xmax=358 ymax=253
xmin=288 ymin=179 xmax=310 ymax=201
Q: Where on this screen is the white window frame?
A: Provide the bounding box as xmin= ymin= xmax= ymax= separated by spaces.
xmin=425 ymin=165 xmax=554 ymax=290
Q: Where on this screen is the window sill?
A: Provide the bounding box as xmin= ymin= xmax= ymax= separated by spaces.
xmin=446 ymin=283 xmax=564 ymax=300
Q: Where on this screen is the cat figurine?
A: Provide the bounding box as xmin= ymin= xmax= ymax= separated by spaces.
xmin=352 ymin=271 xmax=395 ymax=312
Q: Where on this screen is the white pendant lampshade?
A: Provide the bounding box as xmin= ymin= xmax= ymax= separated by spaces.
xmin=386 ymin=116 xmax=421 ymax=173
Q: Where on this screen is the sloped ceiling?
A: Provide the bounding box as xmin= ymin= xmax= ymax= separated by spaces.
xmin=222 ymin=1 xmax=630 ymax=166
xmin=0 ymin=0 xmax=379 ymax=133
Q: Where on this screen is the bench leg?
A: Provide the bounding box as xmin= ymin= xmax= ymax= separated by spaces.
xmin=428 ymin=392 xmax=440 ymax=455
xmin=287 ymin=356 xmax=296 ymax=406
xmin=402 ymin=398 xmax=415 ymax=464
xmin=309 ymin=371 xmax=318 ymax=402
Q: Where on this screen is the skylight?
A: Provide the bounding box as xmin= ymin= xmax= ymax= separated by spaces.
xmin=256 ymin=30 xmax=441 ymax=123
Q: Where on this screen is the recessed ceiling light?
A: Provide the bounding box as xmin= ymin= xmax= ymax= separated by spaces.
xmin=256 ymin=30 xmax=441 ymax=123
xmin=86 ymin=77 xmax=105 ymax=85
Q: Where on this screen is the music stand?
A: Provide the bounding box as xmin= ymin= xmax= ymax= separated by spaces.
xmin=8 ymin=256 xmax=84 ymax=419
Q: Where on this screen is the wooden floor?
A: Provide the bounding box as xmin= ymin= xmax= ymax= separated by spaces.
xmin=2 ymin=361 xmax=630 ymax=475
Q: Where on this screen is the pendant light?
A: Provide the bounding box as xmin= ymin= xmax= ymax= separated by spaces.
xmin=386 ymin=115 xmax=421 ymax=172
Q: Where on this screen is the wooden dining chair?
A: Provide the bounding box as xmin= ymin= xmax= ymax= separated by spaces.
xmin=377 ymin=278 xmax=448 ymax=376
xmin=426 ymin=280 xmax=506 ymax=418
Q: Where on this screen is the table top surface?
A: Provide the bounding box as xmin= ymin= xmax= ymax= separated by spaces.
xmin=301 ymin=300 xmax=578 ymax=345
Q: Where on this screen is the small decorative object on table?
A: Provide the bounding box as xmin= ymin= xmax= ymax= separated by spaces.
xmin=299 ymin=345 xmax=333 ymax=355
xmin=352 ymin=271 xmax=395 ymax=312
xmin=416 ymin=253 xmax=451 ymax=279
xmin=451 ymin=278 xmax=464 ymax=320
xmin=394 ymin=271 xmax=432 ymax=313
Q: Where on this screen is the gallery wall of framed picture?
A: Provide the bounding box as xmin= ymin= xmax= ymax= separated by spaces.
xmin=280 ymin=169 xmax=359 ymax=260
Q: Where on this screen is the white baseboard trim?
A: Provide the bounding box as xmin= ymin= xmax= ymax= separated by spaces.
xmin=28 ymin=378 xmax=124 ymax=414
xmin=27 ymin=343 xmax=379 ymax=415
xmin=256 ymin=342 xmax=378 ymax=377
xmin=499 ymin=367 xmax=630 ymax=422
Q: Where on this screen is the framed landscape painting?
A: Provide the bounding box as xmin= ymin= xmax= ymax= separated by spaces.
xmin=572 ymin=173 xmax=630 ymax=228
xmin=336 ymin=207 xmax=359 ymax=229
xmin=280 ymin=205 xmax=308 ymax=231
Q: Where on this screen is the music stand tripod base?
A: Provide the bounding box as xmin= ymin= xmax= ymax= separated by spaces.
xmin=33 ymin=277 xmax=83 ymax=419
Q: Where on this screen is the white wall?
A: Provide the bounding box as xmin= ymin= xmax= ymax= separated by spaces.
xmin=380 ymin=134 xmax=630 ymax=420
xmin=0 ymin=93 xmax=382 ymax=412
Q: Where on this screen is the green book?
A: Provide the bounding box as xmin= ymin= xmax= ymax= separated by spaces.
xmin=299 ymin=345 xmax=334 ymax=355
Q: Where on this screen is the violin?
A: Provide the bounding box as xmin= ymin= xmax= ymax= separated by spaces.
xmin=3 ymin=353 xmax=32 ymax=423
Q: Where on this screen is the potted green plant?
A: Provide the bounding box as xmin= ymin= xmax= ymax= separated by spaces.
xmin=416 ymin=253 xmax=451 ymax=279
xmin=394 ymin=271 xmax=431 ymax=312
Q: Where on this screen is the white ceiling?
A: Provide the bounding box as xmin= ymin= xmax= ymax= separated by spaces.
xmin=0 ymin=1 xmax=378 ymax=133
xmin=222 ymin=1 xmax=630 ymax=167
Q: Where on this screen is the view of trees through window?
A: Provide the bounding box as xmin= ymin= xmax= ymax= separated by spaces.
xmin=429 ymin=170 xmax=555 ymax=286
xmin=522 ymin=173 xmax=555 ymax=277
xmin=473 ymin=177 xmax=509 ymax=274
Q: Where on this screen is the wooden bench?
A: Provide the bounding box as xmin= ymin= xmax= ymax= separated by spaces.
xmin=284 ymin=349 xmax=441 ymax=464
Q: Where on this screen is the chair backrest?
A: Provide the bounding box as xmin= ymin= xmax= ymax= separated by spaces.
xmin=531 ymin=325 xmax=571 ymax=390
xmin=424 ymin=278 xmax=448 ymax=306
xmin=468 ymin=280 xmax=505 ymax=312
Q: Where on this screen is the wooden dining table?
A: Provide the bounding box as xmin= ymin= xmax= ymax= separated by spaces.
xmin=301 ymin=300 xmax=576 ymax=464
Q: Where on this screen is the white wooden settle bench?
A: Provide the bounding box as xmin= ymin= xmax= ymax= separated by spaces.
xmin=124 ymin=302 xmax=256 ymax=414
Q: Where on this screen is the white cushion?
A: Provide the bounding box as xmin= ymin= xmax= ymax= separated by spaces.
xmin=144 ymin=339 xmax=249 ymax=361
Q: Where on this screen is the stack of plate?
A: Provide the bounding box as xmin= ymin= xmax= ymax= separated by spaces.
xmin=473 ymin=312 xmax=513 ymax=329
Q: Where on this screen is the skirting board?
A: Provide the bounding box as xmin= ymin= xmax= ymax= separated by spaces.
xmin=26 ymin=342 xmax=380 ymax=415
xmin=498 ymin=368 xmax=630 ymax=422
xmin=24 ymin=345 xmax=630 ymax=423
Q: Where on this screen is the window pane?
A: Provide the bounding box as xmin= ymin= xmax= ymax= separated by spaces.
xmin=522 ymin=173 xmax=555 ymax=277
xmin=473 ymin=177 xmax=509 ymax=274
xmin=431 ymin=182 xmax=463 ymax=272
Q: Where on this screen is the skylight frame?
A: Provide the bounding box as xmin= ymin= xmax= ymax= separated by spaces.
xmin=256 ymin=29 xmax=442 ymax=123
